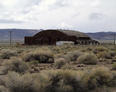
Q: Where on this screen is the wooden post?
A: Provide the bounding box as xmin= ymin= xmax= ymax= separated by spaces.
xmin=9 ymin=31 xmax=12 ymax=45
xmin=114 ymin=33 xmax=116 ymax=45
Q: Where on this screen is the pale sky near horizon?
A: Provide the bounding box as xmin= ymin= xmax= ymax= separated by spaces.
xmin=0 ymin=0 xmax=115 ymax=32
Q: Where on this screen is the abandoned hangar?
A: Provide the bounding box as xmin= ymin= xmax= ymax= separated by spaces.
xmin=24 ymin=29 xmax=99 ymax=45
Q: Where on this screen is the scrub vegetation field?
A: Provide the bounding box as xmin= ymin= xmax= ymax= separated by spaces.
xmin=0 ymin=44 xmax=116 ymax=92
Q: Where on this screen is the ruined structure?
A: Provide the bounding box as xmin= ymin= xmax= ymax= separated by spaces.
xmin=25 ymin=29 xmax=100 ymax=45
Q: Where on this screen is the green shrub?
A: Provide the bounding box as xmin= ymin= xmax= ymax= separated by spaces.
xmin=5 ymin=72 xmax=38 ymax=92
xmin=54 ymin=58 xmax=66 ymax=69
xmin=0 ymin=50 xmax=17 ymax=59
xmin=77 ymin=53 xmax=98 ymax=65
xmin=112 ymin=63 xmax=116 ymax=70
xmin=2 ymin=58 xmax=29 ymax=74
xmin=82 ymin=67 xmax=113 ymax=90
xmin=22 ymin=49 xmax=54 ymax=63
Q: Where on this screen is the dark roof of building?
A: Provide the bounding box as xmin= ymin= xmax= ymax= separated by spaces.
xmin=60 ymin=29 xmax=89 ymax=38
xmin=34 ymin=29 xmax=89 ymax=38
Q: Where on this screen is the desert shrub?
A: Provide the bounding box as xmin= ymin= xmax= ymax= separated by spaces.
xmin=110 ymin=72 xmax=116 ymax=86
xmin=29 ymin=60 xmax=40 ymax=65
xmin=82 ymin=67 xmax=113 ymax=90
xmin=57 ymin=70 xmax=84 ymax=92
xmin=22 ymin=49 xmax=54 ymax=63
xmin=64 ymin=51 xmax=83 ymax=62
xmin=86 ymin=47 xmax=93 ymax=51
xmin=39 ymin=70 xmax=85 ymax=92
xmin=2 ymin=58 xmax=29 ymax=74
xmin=0 ymin=86 xmax=8 ymax=92
xmin=16 ymin=49 xmax=24 ymax=54
xmin=112 ymin=63 xmax=116 ymax=70
xmin=54 ymin=58 xmax=67 ymax=69
xmin=77 ymin=53 xmax=98 ymax=65
xmin=1 ymin=69 xmax=115 ymax=92
xmin=5 ymin=72 xmax=38 ymax=92
xmin=109 ymin=51 xmax=116 ymax=57
xmin=56 ymin=85 xmax=73 ymax=92
xmin=80 ymin=47 xmax=93 ymax=52
xmin=0 ymin=78 xmax=5 ymax=86
xmin=0 ymin=50 xmax=17 ymax=59
xmin=62 ymin=64 xmax=73 ymax=70
xmin=97 ymin=51 xmax=112 ymax=59
xmin=93 ymin=46 xmax=108 ymax=54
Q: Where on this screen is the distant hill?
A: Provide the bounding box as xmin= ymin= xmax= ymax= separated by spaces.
xmin=87 ymin=32 xmax=116 ymax=40
xmin=0 ymin=29 xmax=40 ymax=42
xmin=0 ymin=29 xmax=89 ymax=42
xmin=0 ymin=29 xmax=115 ymax=42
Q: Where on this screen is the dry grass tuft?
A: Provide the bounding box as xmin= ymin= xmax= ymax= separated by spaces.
xmin=2 ymin=58 xmax=29 ymax=74
xmin=0 ymin=49 xmax=17 ymax=59
xmin=0 ymin=86 xmax=8 ymax=92
xmin=64 ymin=51 xmax=83 ymax=62
xmin=93 ymin=46 xmax=108 ymax=54
xmin=22 ymin=49 xmax=54 ymax=63
xmin=112 ymin=63 xmax=116 ymax=70
xmin=0 ymin=68 xmax=115 ymax=92
xmin=97 ymin=51 xmax=112 ymax=59
xmin=54 ymin=58 xmax=67 ymax=69
xmin=77 ymin=53 xmax=98 ymax=65
xmin=5 ymin=72 xmax=38 ymax=92
xmin=82 ymin=67 xmax=113 ymax=90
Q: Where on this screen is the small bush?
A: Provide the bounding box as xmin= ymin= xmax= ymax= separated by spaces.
xmin=39 ymin=70 xmax=85 ymax=92
xmin=1 ymin=69 xmax=115 ymax=92
xmin=62 ymin=64 xmax=73 ymax=70
xmin=54 ymin=58 xmax=66 ymax=69
xmin=97 ymin=51 xmax=112 ymax=59
xmin=29 ymin=60 xmax=40 ymax=65
xmin=64 ymin=51 xmax=83 ymax=62
xmin=57 ymin=70 xmax=84 ymax=92
xmin=112 ymin=63 xmax=116 ymax=70
xmin=110 ymin=72 xmax=116 ymax=86
xmin=2 ymin=58 xmax=29 ymax=74
xmin=22 ymin=49 xmax=54 ymax=63
xmin=77 ymin=53 xmax=98 ymax=65
xmin=109 ymin=51 xmax=116 ymax=57
xmin=93 ymin=46 xmax=108 ymax=54
xmin=0 ymin=86 xmax=8 ymax=92
xmin=5 ymin=72 xmax=38 ymax=92
xmin=82 ymin=67 xmax=113 ymax=90
xmin=0 ymin=50 xmax=17 ymax=59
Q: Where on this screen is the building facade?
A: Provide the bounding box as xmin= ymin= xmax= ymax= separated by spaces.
xmin=25 ymin=29 xmax=100 ymax=45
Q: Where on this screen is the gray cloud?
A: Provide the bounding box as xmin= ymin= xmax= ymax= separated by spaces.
xmin=51 ymin=0 xmax=70 ymax=9
xmin=0 ymin=0 xmax=115 ymax=32
xmin=0 ymin=19 xmax=23 ymax=24
xmin=89 ymin=13 xmax=105 ymax=20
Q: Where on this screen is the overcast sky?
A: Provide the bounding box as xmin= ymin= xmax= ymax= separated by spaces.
xmin=0 ymin=0 xmax=115 ymax=32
